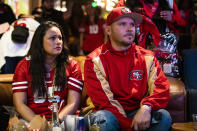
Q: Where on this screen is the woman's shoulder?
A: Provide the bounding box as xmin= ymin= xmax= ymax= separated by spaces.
xmin=14 ymin=56 xmax=30 ymax=75
xmin=16 ymin=56 xmax=30 ymax=67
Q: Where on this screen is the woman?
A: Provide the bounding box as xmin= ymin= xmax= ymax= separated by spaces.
xmin=12 ymin=21 xmax=83 ymax=122
xmin=79 ymin=1 xmax=107 ymax=55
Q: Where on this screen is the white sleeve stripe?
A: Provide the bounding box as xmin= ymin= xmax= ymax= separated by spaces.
xmin=68 ymin=81 xmax=82 ymax=90
xmin=69 ymin=77 xmax=83 ymax=85
xmin=12 ymin=86 xmax=28 ymax=90
xmin=45 ymin=81 xmax=52 ymax=83
xmin=12 ymin=81 xmax=28 ymax=85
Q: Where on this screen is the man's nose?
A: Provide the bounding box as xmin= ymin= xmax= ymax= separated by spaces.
xmin=127 ymin=26 xmax=133 ymax=32
xmin=126 ymin=24 xmax=133 ymax=31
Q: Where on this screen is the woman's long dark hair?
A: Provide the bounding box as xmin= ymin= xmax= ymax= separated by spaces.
xmin=27 ymin=21 xmax=69 ymax=97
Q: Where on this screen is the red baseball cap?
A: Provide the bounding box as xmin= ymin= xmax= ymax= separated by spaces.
xmin=106 ymin=7 xmax=142 ymax=26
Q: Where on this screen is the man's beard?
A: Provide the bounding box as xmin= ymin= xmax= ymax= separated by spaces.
xmin=121 ymin=41 xmax=132 ymax=47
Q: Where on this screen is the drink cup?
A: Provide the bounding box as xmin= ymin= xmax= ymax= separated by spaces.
xmin=64 ymin=115 xmax=84 ymax=131
xmin=64 ymin=115 xmax=77 ymax=131
xmin=52 ymin=127 xmax=62 ymax=131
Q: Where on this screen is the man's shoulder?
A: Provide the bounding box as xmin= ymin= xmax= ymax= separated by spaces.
xmin=86 ymin=44 xmax=107 ymax=60
xmin=135 ymin=45 xmax=155 ymax=57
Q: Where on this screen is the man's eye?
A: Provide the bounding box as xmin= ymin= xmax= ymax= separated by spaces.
xmin=120 ymin=23 xmax=126 ymax=26
xmin=130 ymin=23 xmax=135 ymax=27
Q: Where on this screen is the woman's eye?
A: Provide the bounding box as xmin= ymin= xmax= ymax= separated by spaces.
xmin=58 ymin=36 xmax=62 ymax=40
xmin=50 ymin=37 xmax=56 ymax=40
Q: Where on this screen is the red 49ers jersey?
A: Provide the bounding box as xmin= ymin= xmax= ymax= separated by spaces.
xmin=12 ymin=57 xmax=83 ymax=120
xmin=79 ymin=18 xmax=106 ymax=52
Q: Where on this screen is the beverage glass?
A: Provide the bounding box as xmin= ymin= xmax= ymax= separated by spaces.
xmin=64 ymin=115 xmax=84 ymax=131
xmin=64 ymin=115 xmax=77 ymax=131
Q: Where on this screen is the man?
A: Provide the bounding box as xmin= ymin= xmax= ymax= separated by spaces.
xmin=36 ymin=0 xmax=71 ymax=41
xmin=84 ymin=7 xmax=171 ymax=131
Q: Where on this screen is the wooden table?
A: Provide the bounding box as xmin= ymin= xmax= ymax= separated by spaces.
xmin=171 ymin=122 xmax=197 ymax=131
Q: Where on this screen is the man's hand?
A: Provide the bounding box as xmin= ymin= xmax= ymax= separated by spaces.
xmin=131 ymin=105 xmax=151 ymax=131
xmin=160 ymin=10 xmax=173 ymax=22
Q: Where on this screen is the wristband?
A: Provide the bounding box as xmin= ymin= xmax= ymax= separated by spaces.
xmin=144 ymin=104 xmax=152 ymax=112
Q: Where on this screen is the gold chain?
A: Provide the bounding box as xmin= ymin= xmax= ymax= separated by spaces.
xmin=46 ymin=69 xmax=56 ymax=100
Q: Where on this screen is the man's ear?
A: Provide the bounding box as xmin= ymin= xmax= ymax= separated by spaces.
xmin=106 ymin=26 xmax=111 ymax=35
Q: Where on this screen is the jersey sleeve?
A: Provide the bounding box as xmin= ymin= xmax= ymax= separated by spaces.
xmin=141 ymin=56 xmax=170 ymax=110
xmin=84 ymin=57 xmax=132 ymax=131
xmin=12 ymin=58 xmax=28 ymax=93
xmin=67 ymin=59 xmax=83 ymax=93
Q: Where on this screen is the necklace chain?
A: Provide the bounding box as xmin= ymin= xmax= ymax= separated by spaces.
xmin=45 ymin=69 xmax=56 ymax=100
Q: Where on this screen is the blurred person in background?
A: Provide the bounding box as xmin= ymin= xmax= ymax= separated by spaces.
xmin=0 ymin=0 xmax=16 ymax=25
xmin=176 ymin=0 xmax=192 ymax=50
xmin=12 ymin=21 xmax=83 ymax=122
xmin=190 ymin=3 xmax=197 ymax=48
xmin=79 ymin=1 xmax=107 ymax=55
xmin=118 ymin=0 xmax=186 ymax=34
xmin=67 ymin=2 xmax=84 ymax=56
xmin=0 ymin=0 xmax=16 ymax=37
xmin=31 ymin=7 xmax=43 ymax=23
xmin=30 ymin=0 xmax=73 ymax=42
xmin=0 ymin=18 xmax=40 ymax=74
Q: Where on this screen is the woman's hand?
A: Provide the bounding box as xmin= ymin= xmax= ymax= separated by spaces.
xmin=58 ymin=89 xmax=81 ymax=121
xmin=13 ymin=92 xmax=36 ymax=122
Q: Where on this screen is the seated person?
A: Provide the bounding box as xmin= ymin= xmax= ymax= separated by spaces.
xmin=12 ymin=21 xmax=83 ymax=122
xmin=0 ymin=18 xmax=40 ymax=74
xmin=84 ymin=7 xmax=172 ymax=131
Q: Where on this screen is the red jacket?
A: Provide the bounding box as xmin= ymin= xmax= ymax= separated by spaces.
xmin=84 ymin=41 xmax=170 ymax=130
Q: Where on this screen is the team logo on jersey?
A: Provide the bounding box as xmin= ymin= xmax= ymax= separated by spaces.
xmin=129 ymin=70 xmax=144 ymax=80
xmin=121 ymin=7 xmax=131 ymax=14
xmin=48 ymin=104 xmax=53 ymax=111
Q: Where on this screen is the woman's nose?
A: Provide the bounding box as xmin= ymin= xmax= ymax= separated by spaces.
xmin=56 ymin=38 xmax=62 ymax=44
